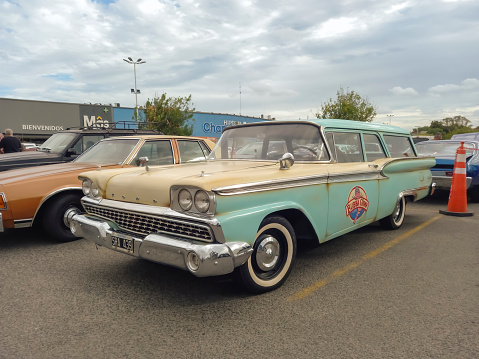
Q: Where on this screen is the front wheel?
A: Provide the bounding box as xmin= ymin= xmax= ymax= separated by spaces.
xmin=380 ymin=195 xmax=406 ymax=230
xmin=42 ymin=193 xmax=83 ymax=242
xmin=234 ymin=216 xmax=296 ymax=293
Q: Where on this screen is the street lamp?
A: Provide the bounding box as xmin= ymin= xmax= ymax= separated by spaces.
xmin=387 ymin=114 xmax=394 ymax=125
xmin=123 ymin=57 xmax=146 ymax=121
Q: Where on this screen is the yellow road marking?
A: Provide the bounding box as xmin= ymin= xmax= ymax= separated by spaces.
xmin=288 ymin=214 xmax=442 ymax=302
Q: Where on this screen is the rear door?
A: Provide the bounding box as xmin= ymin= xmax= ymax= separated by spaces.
xmin=324 ymin=131 xmax=380 ymax=238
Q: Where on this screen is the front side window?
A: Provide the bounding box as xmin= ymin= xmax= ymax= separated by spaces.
xmin=209 ymin=123 xmax=329 ymax=161
xmin=383 ymin=135 xmax=416 ymax=157
xmin=131 ymin=140 xmax=174 ymax=166
xmin=328 ymin=132 xmax=364 ymax=163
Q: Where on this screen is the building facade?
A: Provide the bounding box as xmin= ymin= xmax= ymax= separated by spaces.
xmin=0 ymin=98 xmax=269 ymax=143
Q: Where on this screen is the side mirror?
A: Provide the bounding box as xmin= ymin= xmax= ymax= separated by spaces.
xmin=66 ymin=148 xmax=77 ymax=157
xmin=279 ymin=153 xmax=294 ymax=170
xmin=139 ymin=156 xmax=150 ymax=171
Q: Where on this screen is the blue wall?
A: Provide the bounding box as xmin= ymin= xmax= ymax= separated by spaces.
xmin=189 ymin=112 xmax=267 ymax=138
xmin=112 ymin=108 xmax=267 ymax=138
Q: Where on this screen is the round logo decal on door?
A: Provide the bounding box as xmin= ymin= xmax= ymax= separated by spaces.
xmin=345 ymin=186 xmax=369 ymax=224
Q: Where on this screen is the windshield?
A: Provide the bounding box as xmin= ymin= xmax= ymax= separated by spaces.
xmin=208 ymin=123 xmax=329 ymax=161
xmin=38 ymin=133 xmax=78 ymax=154
xmin=74 ymin=138 xmax=140 ymax=164
xmin=416 ymin=141 xmax=476 ymax=157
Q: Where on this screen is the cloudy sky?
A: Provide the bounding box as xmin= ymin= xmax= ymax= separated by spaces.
xmin=1 ymin=0 xmax=478 ymax=130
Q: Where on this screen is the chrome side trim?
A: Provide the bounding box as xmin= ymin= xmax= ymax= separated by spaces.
xmin=327 ymin=171 xmax=382 ymax=183
xmin=213 ymin=171 xmax=383 ymax=196
xmin=401 ymin=185 xmax=431 ymax=202
xmin=213 ymin=174 xmax=329 ymax=196
xmin=14 ymin=219 xmax=33 ymax=229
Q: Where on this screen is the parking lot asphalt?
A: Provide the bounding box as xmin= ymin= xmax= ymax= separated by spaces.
xmin=1 ymin=191 xmax=478 ymax=359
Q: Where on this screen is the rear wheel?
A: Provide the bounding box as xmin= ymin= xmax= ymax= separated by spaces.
xmin=235 ymin=216 xmax=296 ymax=293
xmin=380 ymin=195 xmax=406 ymax=230
xmin=42 ymin=193 xmax=83 ymax=242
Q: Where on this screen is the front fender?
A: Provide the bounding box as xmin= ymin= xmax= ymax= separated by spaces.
xmin=216 ymin=201 xmax=307 ymax=245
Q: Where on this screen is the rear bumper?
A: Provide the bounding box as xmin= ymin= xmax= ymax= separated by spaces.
xmin=432 ymin=175 xmax=472 ymax=190
xmin=70 ymin=214 xmax=253 ymax=277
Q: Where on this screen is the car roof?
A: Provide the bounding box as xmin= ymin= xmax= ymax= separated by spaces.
xmin=451 ymin=132 xmax=479 ymax=141
xmin=415 ymin=139 xmax=479 ymax=147
xmin=225 ymin=118 xmax=410 ymax=135
xmin=101 ymin=134 xmax=213 ymax=141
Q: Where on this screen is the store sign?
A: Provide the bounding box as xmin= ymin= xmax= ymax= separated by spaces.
xmin=79 ymin=105 xmax=113 ymax=127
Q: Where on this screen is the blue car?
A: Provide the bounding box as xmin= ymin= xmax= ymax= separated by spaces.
xmin=415 ymin=139 xmax=479 ymax=202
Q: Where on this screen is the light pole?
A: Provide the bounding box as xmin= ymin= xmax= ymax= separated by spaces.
xmin=387 ymin=114 xmax=394 ymax=125
xmin=123 ymin=57 xmax=146 ymax=121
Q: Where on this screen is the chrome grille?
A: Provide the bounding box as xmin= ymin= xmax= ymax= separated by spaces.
xmin=83 ymin=203 xmax=213 ymax=242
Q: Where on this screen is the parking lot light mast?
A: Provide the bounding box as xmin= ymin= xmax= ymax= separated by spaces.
xmin=123 ymin=57 xmax=146 ymax=121
xmin=387 ymin=114 xmax=394 ymax=125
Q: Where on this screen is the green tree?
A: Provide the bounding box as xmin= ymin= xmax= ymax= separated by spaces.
xmin=315 ymin=87 xmax=377 ymax=122
xmin=140 ymin=93 xmax=195 ymax=135
xmin=423 ymin=116 xmax=475 ymax=139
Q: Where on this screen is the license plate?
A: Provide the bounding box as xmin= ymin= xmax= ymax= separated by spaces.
xmin=111 ymin=235 xmax=134 ymax=253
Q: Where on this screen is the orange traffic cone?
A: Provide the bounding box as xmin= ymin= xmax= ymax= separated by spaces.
xmin=439 ymin=141 xmax=474 ymax=217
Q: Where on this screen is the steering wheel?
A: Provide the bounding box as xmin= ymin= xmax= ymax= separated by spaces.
xmin=292 ymin=146 xmax=317 ymax=158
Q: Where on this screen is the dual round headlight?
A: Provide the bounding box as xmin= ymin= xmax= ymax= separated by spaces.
xmin=82 ymin=179 xmax=99 ymax=198
xmin=178 ymin=189 xmax=210 ymax=213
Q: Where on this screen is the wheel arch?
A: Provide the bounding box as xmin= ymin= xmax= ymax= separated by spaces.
xmin=262 ymin=208 xmax=319 ymax=247
xmin=33 ymin=187 xmax=83 ymax=226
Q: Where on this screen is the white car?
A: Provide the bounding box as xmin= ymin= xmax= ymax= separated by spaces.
xmin=22 ymin=142 xmax=39 ymax=151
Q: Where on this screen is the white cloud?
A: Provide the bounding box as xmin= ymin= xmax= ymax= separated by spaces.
xmin=390 ymin=87 xmax=419 ymax=96
xmin=428 ymin=78 xmax=479 ymax=94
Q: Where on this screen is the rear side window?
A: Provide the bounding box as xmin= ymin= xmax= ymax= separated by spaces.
xmin=178 ymin=140 xmax=209 ymax=163
xmin=72 ymin=135 xmax=104 ymax=155
xmin=383 ymin=135 xmax=416 ymax=157
xmin=363 ymin=134 xmax=386 ymax=161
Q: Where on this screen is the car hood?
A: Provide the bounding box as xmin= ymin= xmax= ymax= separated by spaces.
xmin=0 ymin=162 xmax=113 ymax=185
xmin=0 ymin=150 xmax=57 ymax=162
xmin=82 ymin=160 xmax=334 ymax=207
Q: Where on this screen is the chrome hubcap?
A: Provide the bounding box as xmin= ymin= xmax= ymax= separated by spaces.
xmin=393 ymin=198 xmax=403 ymax=222
xmin=255 ymin=236 xmax=280 ymax=271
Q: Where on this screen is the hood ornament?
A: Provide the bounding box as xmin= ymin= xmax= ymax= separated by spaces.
xmin=279 ymin=153 xmax=294 ymax=170
xmin=139 ymin=156 xmax=150 ymax=172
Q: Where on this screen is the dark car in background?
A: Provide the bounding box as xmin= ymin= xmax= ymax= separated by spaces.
xmin=0 ymin=125 xmax=159 ymax=171
xmin=415 ymin=139 xmax=479 ymax=202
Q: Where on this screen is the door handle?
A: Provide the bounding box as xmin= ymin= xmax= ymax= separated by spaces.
xmin=368 ymin=163 xmax=379 ymax=168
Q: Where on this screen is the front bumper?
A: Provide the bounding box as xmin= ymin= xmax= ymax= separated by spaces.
xmin=70 ymin=214 xmax=252 ymax=277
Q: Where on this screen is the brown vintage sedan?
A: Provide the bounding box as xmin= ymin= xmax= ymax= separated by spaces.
xmin=0 ymin=135 xmax=215 ymax=241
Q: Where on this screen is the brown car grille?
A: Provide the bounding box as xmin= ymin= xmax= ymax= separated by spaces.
xmin=83 ymin=203 xmax=213 ymax=242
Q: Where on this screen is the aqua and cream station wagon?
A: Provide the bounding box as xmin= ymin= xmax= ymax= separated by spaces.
xmin=70 ymin=119 xmax=435 ymax=293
